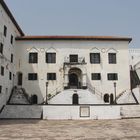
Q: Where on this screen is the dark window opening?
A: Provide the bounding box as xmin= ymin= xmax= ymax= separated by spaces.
xmin=108 ymin=73 xmax=118 ymax=80
xmin=29 ymin=53 xmax=38 ymax=63
xmin=1 ymin=66 xmax=4 ymax=76
xmin=104 ymin=94 xmax=109 ymax=103
xmin=47 ymin=73 xmax=56 ymax=80
xmin=11 ymin=54 xmax=13 ymax=63
xmin=0 ymin=43 xmax=3 ymax=54
xmin=90 ymin=53 xmax=100 ymax=64
xmin=9 ymin=72 xmax=12 ymax=80
xmin=91 ymin=73 xmax=101 ymax=80
xmin=46 ymin=53 xmax=56 ymax=63
xmin=72 ymin=93 xmax=79 ymax=105
xmin=0 ymin=85 xmax=2 ymax=94
xmin=108 ymin=53 xmax=116 ymax=64
xmin=3 ymin=25 xmax=7 ymax=37
xmin=11 ymin=35 xmax=13 ymax=44
xmin=28 ymin=73 xmax=38 ymax=80
xmin=70 ymin=55 xmax=78 ymax=63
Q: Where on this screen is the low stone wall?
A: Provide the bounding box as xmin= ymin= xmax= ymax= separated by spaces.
xmin=120 ymin=105 xmax=140 ymax=118
xmin=0 ymin=105 xmax=42 ymax=119
xmin=43 ymin=105 xmax=121 ymax=120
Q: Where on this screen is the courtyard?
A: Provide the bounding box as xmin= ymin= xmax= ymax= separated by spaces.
xmin=0 ymin=119 xmax=140 ymax=140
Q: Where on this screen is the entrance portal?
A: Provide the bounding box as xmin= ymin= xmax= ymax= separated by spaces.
xmin=69 ymin=73 xmax=78 ymax=88
xmin=68 ymin=68 xmax=82 ymax=89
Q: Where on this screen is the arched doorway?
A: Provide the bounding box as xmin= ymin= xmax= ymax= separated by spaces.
xmin=17 ymin=72 xmax=22 ymax=86
xmin=31 ymin=95 xmax=38 ymax=104
xmin=104 ymin=94 xmax=109 ymax=103
xmin=72 ymin=94 xmax=79 ymax=105
xmin=110 ymin=94 xmax=114 ymax=104
xmin=68 ymin=68 xmax=82 ymax=89
xmin=69 ymin=73 xmax=78 ymax=88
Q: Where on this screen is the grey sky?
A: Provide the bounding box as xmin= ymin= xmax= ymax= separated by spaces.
xmin=5 ymin=0 xmax=140 ymax=48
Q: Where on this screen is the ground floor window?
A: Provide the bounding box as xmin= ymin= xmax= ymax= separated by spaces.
xmin=107 ymin=73 xmax=118 ymax=80
xmin=72 ymin=93 xmax=79 ymax=105
xmin=28 ymin=73 xmax=38 ymax=80
xmin=47 ymin=73 xmax=56 ymax=80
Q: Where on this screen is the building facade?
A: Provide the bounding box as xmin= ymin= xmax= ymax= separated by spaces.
xmin=0 ymin=0 xmax=138 ymax=111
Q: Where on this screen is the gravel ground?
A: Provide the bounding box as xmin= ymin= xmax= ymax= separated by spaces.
xmin=0 ymin=119 xmax=140 ymax=140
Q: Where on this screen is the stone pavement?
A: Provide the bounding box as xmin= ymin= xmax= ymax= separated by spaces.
xmin=0 ymin=119 xmax=140 ymax=140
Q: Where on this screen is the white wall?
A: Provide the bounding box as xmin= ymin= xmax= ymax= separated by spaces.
xmin=0 ymin=3 xmax=21 ymax=109
xmin=16 ymin=40 xmax=130 ymax=104
xmin=43 ymin=105 xmax=121 ymax=120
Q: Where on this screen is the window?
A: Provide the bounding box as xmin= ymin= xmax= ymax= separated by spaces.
xmin=107 ymin=73 xmax=118 ymax=80
xmin=11 ymin=54 xmax=13 ymax=63
xmin=0 ymin=43 xmax=3 ymax=54
xmin=3 ymin=25 xmax=7 ymax=37
xmin=46 ymin=53 xmax=56 ymax=63
xmin=29 ymin=53 xmax=38 ymax=63
xmin=11 ymin=35 xmax=13 ymax=44
xmin=1 ymin=66 xmax=4 ymax=76
xmin=9 ymin=72 xmax=12 ymax=80
xmin=91 ymin=73 xmax=101 ymax=80
xmin=90 ymin=53 xmax=100 ymax=64
xmin=28 ymin=73 xmax=38 ymax=80
xmin=0 ymin=86 xmax=2 ymax=93
xmin=47 ymin=73 xmax=56 ymax=80
xmin=108 ymin=53 xmax=116 ymax=64
xmin=70 ymin=55 xmax=78 ymax=63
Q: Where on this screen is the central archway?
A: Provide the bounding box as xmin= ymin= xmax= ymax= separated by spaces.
xmin=68 ymin=68 xmax=82 ymax=89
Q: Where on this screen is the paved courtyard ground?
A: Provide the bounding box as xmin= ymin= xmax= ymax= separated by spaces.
xmin=0 ymin=119 xmax=140 ymax=140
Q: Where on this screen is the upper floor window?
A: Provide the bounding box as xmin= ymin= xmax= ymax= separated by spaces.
xmin=0 ymin=43 xmax=3 ymax=54
xmin=1 ymin=66 xmax=4 ymax=76
xmin=28 ymin=73 xmax=38 ymax=80
xmin=47 ymin=73 xmax=56 ymax=80
xmin=0 ymin=85 xmax=2 ymax=94
xmin=11 ymin=54 xmax=13 ymax=63
xmin=91 ymin=73 xmax=101 ymax=80
xmin=29 ymin=52 xmax=38 ymax=63
xmin=3 ymin=25 xmax=7 ymax=37
xmin=90 ymin=53 xmax=100 ymax=64
xmin=108 ymin=53 xmax=116 ymax=64
xmin=9 ymin=72 xmax=12 ymax=80
xmin=70 ymin=55 xmax=78 ymax=63
xmin=11 ymin=35 xmax=13 ymax=44
xmin=107 ymin=73 xmax=118 ymax=80
xmin=46 ymin=53 xmax=56 ymax=63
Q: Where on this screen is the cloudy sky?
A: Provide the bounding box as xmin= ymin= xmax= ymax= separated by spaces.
xmin=5 ymin=0 xmax=140 ymax=48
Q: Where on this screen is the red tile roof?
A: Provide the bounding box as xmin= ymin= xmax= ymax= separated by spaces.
xmin=16 ymin=35 xmax=132 ymax=42
xmin=0 ymin=0 xmax=24 ymax=36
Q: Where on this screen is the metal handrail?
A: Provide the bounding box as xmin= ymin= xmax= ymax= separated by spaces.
xmin=87 ymin=83 xmax=103 ymax=98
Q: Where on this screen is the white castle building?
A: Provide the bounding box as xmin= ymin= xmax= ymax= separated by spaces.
xmin=0 ymin=0 xmax=140 ymax=120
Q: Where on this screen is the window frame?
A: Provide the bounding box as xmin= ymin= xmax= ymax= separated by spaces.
xmin=107 ymin=73 xmax=118 ymax=80
xmin=3 ymin=25 xmax=7 ymax=37
xmin=11 ymin=35 xmax=13 ymax=44
xmin=108 ymin=53 xmax=116 ymax=64
xmin=9 ymin=72 xmax=12 ymax=80
xmin=29 ymin=52 xmax=38 ymax=63
xmin=28 ymin=73 xmax=38 ymax=80
xmin=47 ymin=73 xmax=56 ymax=80
xmin=90 ymin=53 xmax=100 ymax=64
xmin=69 ymin=54 xmax=78 ymax=63
xmin=91 ymin=73 xmax=101 ymax=80
xmin=46 ymin=53 xmax=56 ymax=63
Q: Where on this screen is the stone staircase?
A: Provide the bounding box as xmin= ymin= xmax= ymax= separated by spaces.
xmin=49 ymin=89 xmax=104 ymax=104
